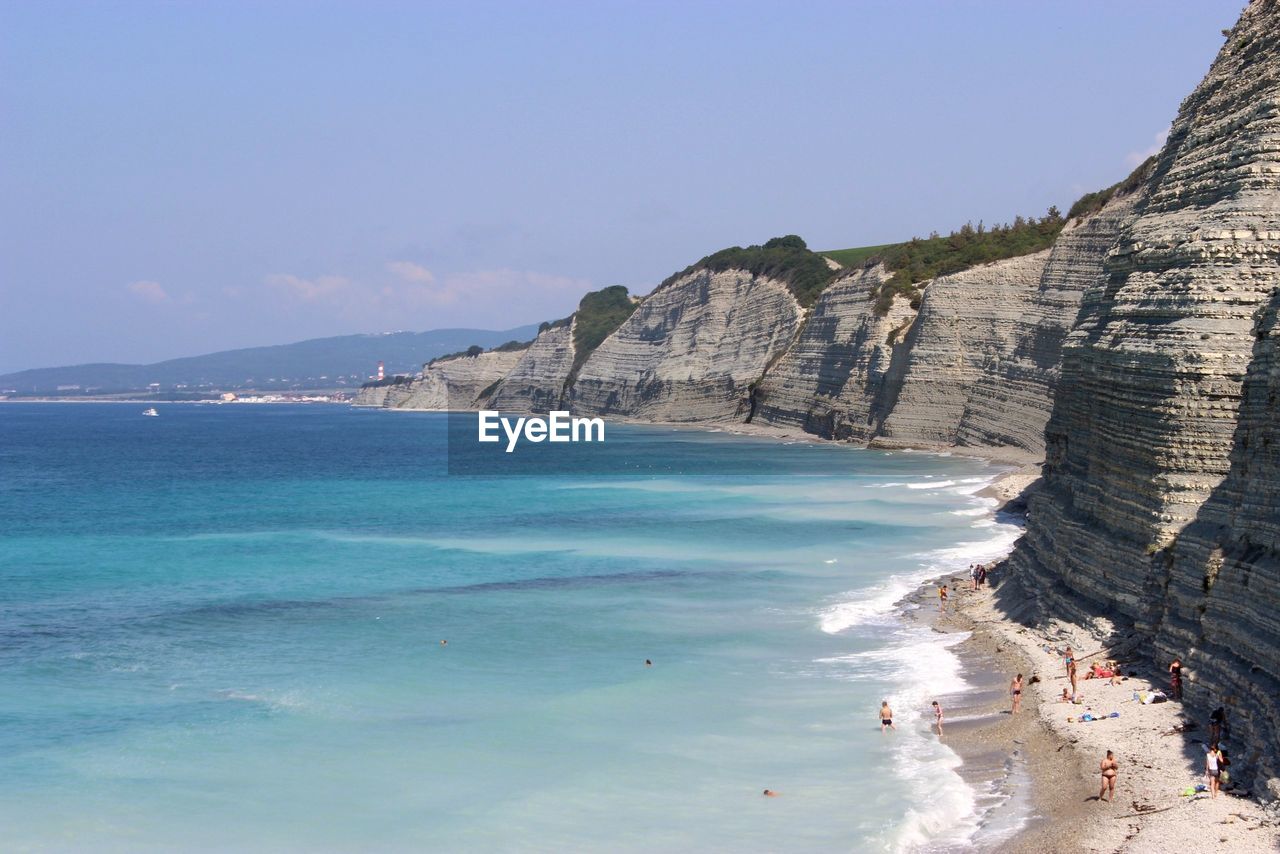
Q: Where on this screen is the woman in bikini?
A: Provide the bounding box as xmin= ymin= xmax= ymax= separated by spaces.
xmin=1168 ymin=657 xmax=1183 ymax=700
xmin=1010 ymin=673 xmax=1024 ymax=714
xmin=1064 ymin=647 xmax=1078 ymax=699
xmin=1098 ymin=750 xmax=1118 ymax=802
xmin=879 ymin=700 xmax=895 ymax=733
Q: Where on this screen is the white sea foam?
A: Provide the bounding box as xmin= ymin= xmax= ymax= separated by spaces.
xmin=814 ymin=480 xmax=1025 ymax=851
xmin=906 ymin=480 xmax=956 ymax=489
xmin=818 ymin=512 xmax=1020 ymax=636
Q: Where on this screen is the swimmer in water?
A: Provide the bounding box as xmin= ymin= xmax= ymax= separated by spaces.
xmin=880 ymin=700 xmax=896 ymax=732
xmin=762 ymin=789 xmax=778 ymax=797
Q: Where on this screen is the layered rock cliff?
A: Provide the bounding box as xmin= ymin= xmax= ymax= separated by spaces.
xmin=569 ymin=269 xmax=803 ymax=422
xmin=356 ymin=349 xmax=525 ymax=411
xmin=1006 ymin=0 xmax=1280 ymax=792
xmin=750 ymin=264 xmax=914 ymax=440
xmin=486 ymin=321 xmax=577 ymax=412
xmin=748 ymin=194 xmax=1139 ymax=458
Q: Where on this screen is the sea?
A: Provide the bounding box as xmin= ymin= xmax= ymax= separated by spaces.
xmin=0 ymin=403 xmax=1023 ymax=852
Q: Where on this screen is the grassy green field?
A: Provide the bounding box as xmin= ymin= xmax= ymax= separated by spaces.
xmin=818 ymin=243 xmax=902 ymax=268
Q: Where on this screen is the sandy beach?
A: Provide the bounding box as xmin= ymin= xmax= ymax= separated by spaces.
xmin=916 ymin=470 xmax=1280 ymax=852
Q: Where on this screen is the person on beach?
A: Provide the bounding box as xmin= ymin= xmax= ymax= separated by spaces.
xmin=970 ymin=565 xmax=978 ymax=591
xmin=938 ymin=585 xmax=948 ymax=612
xmin=931 ymin=700 xmax=943 ymax=735
xmin=977 ymin=565 xmax=987 ymax=587
xmin=880 ymin=701 xmax=896 ymax=732
xmin=1169 ymin=657 xmax=1183 ymax=700
xmin=1098 ymin=750 xmax=1118 ymax=802
xmin=1010 ymin=674 xmax=1024 ymax=714
xmin=1064 ymin=648 xmax=1078 ymax=699
xmin=1206 ymin=742 xmax=1223 ymax=798
xmin=1210 ymin=706 xmax=1227 ymax=743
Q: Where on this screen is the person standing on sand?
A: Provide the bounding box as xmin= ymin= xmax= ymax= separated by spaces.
xmin=1064 ymin=647 xmax=1078 ymax=699
xmin=1169 ymin=657 xmax=1183 ymax=700
xmin=1210 ymin=706 xmax=1227 ymax=743
xmin=1010 ymin=674 xmax=1024 ymax=714
xmin=970 ymin=565 xmax=978 ymax=591
xmin=931 ymin=700 xmax=943 ymax=735
xmin=1206 ymin=742 xmax=1223 ymax=798
xmin=938 ymin=585 xmax=948 ymax=612
xmin=1098 ymin=750 xmax=1118 ymax=802
xmin=880 ymin=701 xmax=895 ymax=733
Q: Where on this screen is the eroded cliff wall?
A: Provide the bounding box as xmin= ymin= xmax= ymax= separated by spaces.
xmin=1007 ymin=0 xmax=1280 ymax=791
xmin=569 ymin=269 xmax=803 ymax=422
xmin=871 ymin=192 xmax=1142 ymax=460
xmin=486 ymin=322 xmax=576 ymax=413
xmin=750 ymin=265 xmax=914 ymax=440
xmin=380 ymin=350 xmax=525 ymax=411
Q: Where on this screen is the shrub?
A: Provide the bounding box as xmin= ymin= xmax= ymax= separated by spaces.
xmin=658 ymin=235 xmax=836 ymax=307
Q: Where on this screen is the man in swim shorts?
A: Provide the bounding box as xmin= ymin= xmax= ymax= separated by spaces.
xmin=880 ymin=700 xmax=895 ymax=732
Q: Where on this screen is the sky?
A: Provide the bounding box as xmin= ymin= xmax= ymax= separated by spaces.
xmin=0 ymin=0 xmax=1246 ymax=374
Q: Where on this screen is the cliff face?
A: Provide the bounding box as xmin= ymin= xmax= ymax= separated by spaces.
xmin=1160 ymin=290 xmax=1280 ymax=792
xmin=486 ymin=322 xmax=576 ymax=413
xmin=873 ymin=251 xmax=1052 ymax=455
xmin=569 ymin=269 xmax=803 ymax=422
xmin=372 ymin=350 xmax=525 ymax=411
xmin=750 ymin=198 xmax=1136 ymax=457
xmin=750 ymin=265 xmax=914 ymax=440
xmin=872 ymin=194 xmax=1141 ymax=459
xmin=1007 ymin=0 xmax=1280 ymax=791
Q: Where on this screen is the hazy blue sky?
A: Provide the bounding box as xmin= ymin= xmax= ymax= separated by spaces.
xmin=0 ymin=0 xmax=1244 ymax=373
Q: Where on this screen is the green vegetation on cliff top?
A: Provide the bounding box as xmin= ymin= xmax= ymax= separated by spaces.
xmin=534 ymin=285 xmax=639 ymax=381
xmin=659 ymin=235 xmax=837 ymax=307
xmin=571 ymin=286 xmax=637 ymax=371
xmin=863 ymin=208 xmax=1068 ymax=312
xmin=1066 ymin=155 xmax=1155 ymax=221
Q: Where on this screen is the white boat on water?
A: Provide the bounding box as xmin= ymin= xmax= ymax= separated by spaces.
xmin=142 ymin=408 xmax=159 ymax=417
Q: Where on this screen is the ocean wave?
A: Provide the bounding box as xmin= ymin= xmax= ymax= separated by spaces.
xmin=820 ymin=627 xmax=982 ymax=850
xmin=817 ymin=525 xmax=1020 ymax=636
xmin=906 ymin=480 xmax=956 ymax=489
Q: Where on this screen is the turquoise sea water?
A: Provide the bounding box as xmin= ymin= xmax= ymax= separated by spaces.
xmin=0 ymin=404 xmax=1021 ymax=852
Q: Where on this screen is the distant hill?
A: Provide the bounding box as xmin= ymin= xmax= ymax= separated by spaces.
xmin=0 ymin=325 xmax=540 ymax=395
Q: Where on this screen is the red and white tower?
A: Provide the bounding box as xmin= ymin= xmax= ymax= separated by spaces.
xmin=377 ymin=361 xmax=385 ymax=381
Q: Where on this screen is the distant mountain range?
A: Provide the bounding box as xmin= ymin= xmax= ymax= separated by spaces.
xmin=0 ymin=325 xmax=541 ymax=395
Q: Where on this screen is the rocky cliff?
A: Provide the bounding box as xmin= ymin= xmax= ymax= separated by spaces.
xmin=750 ymin=264 xmax=914 ymax=440
xmin=748 ymin=195 xmax=1138 ymax=458
xmin=1006 ymin=0 xmax=1280 ymax=792
xmin=569 ymin=269 xmax=803 ymax=422
xmin=486 ymin=321 xmax=577 ymax=413
xmin=357 ymin=349 xmax=525 ymax=411
xmin=868 ymin=198 xmax=1146 ymax=460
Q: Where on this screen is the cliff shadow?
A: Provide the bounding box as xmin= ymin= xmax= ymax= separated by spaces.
xmin=1152 ymin=287 xmax=1280 ymax=795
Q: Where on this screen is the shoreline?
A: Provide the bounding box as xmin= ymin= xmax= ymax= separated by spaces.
xmin=913 ymin=466 xmax=1279 ymax=852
